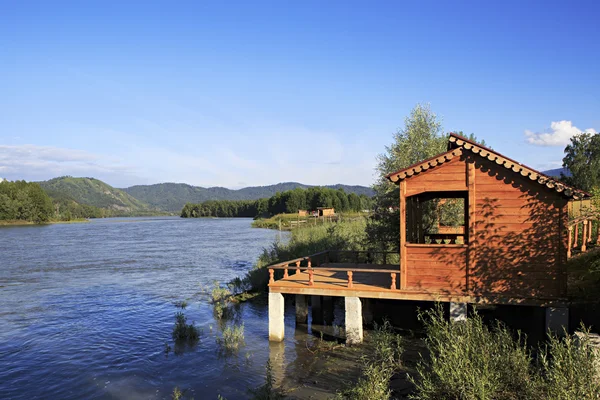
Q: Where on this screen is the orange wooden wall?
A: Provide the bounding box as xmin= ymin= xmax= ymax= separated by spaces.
xmin=402 ymin=153 xmax=568 ymax=300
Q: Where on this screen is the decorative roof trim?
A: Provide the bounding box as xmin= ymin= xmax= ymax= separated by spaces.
xmin=385 ymin=149 xmax=463 ymax=183
xmin=385 ymin=133 xmax=590 ymax=200
xmin=447 ymin=134 xmax=589 ymax=199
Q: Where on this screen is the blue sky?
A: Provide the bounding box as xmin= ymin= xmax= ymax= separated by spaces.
xmin=1 ymin=1 xmax=598 ymax=188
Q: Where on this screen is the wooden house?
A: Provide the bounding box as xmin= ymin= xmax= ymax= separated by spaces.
xmin=266 ymin=133 xmax=591 ymax=343
xmin=317 ymin=207 xmax=335 ymax=217
xmin=385 ymin=133 xmax=588 ymax=301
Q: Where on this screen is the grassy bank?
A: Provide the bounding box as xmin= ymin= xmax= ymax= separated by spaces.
xmin=231 ymin=219 xmax=367 ymax=296
xmin=251 ymin=212 xmax=367 ymax=230
xmin=0 ymin=218 xmax=90 ymax=226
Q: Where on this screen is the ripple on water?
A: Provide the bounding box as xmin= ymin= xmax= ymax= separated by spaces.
xmin=0 ymin=217 xmax=291 ymax=399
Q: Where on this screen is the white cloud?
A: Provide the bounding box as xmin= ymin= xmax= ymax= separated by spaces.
xmin=525 ymin=120 xmax=597 ymax=146
xmin=0 ymin=144 xmax=137 ymax=184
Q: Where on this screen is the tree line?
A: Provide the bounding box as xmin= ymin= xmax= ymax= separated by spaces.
xmin=180 ymin=187 xmax=373 ymax=218
xmin=0 ymin=180 xmax=111 ymax=223
xmin=0 ymin=180 xmax=55 ymax=223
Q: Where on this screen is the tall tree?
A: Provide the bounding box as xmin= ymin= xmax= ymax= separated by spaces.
xmin=366 ymin=104 xmax=447 ymax=250
xmin=562 ymin=132 xmax=600 ymax=192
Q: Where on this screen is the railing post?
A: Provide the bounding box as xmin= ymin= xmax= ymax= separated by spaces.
xmin=567 ymin=227 xmax=573 ymax=259
xmin=307 ymin=258 xmax=312 ymax=269
xmin=582 ymin=220 xmax=588 ymax=252
xmin=574 ymin=223 xmax=579 ymax=248
xmin=269 ymin=268 xmax=275 ymax=284
xmin=589 ymin=220 xmax=593 ymax=243
xmin=390 ymin=273 xmax=397 ymax=290
xmin=347 ymin=271 xmax=353 ymax=288
xmin=308 ymin=269 xmax=314 ymax=286
xmin=283 ymin=264 xmax=289 ymax=278
xmin=295 ymin=260 xmax=301 ymax=275
xmin=597 ymin=220 xmax=600 ymax=243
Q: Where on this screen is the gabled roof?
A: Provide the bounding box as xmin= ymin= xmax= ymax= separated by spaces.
xmin=385 ymin=133 xmax=590 ymax=200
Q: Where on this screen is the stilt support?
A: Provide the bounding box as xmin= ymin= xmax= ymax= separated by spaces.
xmin=545 ymin=307 xmax=569 ymax=336
xmin=450 ymin=302 xmax=467 ymax=322
xmin=345 ymin=296 xmax=363 ymax=345
xmin=362 ymin=298 xmax=374 ymax=325
xmin=295 ymin=294 xmax=308 ymax=324
xmin=269 ymin=292 xmax=285 ymax=342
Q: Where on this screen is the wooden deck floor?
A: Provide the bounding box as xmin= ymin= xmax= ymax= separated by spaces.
xmin=269 ymin=263 xmax=468 ymax=302
xmin=268 ymin=263 xmax=565 ymax=305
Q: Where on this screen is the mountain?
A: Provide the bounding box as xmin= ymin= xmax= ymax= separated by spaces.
xmin=123 ymin=182 xmax=374 ymax=212
xmin=542 ymin=167 xmax=570 ymax=178
xmin=39 ymin=177 xmax=150 ymax=213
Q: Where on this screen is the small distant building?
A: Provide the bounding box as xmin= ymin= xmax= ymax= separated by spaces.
xmin=298 ymin=210 xmax=308 ymax=216
xmin=317 ymin=207 xmax=335 ymax=217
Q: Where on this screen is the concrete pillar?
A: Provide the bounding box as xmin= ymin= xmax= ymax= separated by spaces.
xmin=345 ymin=296 xmax=363 ymax=345
xmin=311 ymin=296 xmax=323 ymax=325
xmin=545 ymin=307 xmax=569 ymax=336
xmin=362 ymin=298 xmax=374 ymax=325
xmin=269 ymin=292 xmax=285 ymax=342
xmin=450 ymin=302 xmax=467 ymax=322
xmin=323 ymin=296 xmax=334 ymax=325
xmin=295 ymin=294 xmax=308 ymax=324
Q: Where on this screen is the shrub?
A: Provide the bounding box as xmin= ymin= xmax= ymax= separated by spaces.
xmin=172 ymin=312 xmax=199 ymax=342
xmin=410 ymin=306 xmax=539 ymax=400
xmin=539 ymin=327 xmax=600 ymax=399
xmin=410 ymin=305 xmax=600 ymax=400
xmin=211 ymin=281 xmax=233 ymax=319
xmin=338 ymin=320 xmax=403 ymax=400
xmin=217 ymin=323 xmax=245 ymax=354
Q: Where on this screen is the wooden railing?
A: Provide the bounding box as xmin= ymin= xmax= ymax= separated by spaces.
xmin=567 ymin=216 xmax=600 ymax=258
xmin=425 ymin=233 xmax=465 ymax=245
xmin=267 ymin=249 xmax=400 ymax=290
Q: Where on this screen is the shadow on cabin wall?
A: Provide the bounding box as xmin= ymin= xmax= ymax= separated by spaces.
xmin=425 ymin=155 xmax=567 ymax=301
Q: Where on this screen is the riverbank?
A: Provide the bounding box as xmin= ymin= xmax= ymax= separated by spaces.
xmin=0 ymin=218 xmax=90 ymax=226
xmin=251 ymin=212 xmax=368 ymax=230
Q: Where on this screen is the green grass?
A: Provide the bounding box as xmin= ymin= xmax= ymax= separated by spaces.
xmin=240 ymin=219 xmax=368 ymax=293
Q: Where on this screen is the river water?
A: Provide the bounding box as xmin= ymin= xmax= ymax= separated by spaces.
xmin=0 ymin=217 xmax=306 ymax=399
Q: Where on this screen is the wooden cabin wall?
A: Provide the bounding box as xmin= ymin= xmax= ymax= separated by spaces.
xmin=405 ymin=245 xmax=467 ymax=292
xmin=404 ymin=158 xmax=468 ymax=197
xmin=469 ymin=156 xmax=568 ymax=299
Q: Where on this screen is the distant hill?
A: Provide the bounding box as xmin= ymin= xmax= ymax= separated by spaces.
xmin=39 ymin=177 xmax=150 ymax=213
xmin=123 ymin=182 xmax=374 ymax=212
xmin=542 ymin=167 xmax=571 ymax=178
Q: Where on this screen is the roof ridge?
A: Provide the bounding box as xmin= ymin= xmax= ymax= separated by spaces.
xmin=385 ymin=134 xmax=590 ymax=199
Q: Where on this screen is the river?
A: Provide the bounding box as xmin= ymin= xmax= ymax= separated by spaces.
xmin=0 ymin=217 xmax=305 ymax=399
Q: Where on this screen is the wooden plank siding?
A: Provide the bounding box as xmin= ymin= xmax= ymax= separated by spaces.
xmin=405 ymin=158 xmax=468 ymax=197
xmin=399 ymin=153 xmax=569 ymax=301
xmin=405 ymin=245 xmax=467 ymax=292
xmin=468 ymin=155 xmax=568 ymax=299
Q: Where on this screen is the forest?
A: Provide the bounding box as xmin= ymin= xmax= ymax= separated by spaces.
xmin=0 ymin=180 xmax=110 ymax=223
xmin=0 ymin=180 xmax=55 ymax=223
xmin=180 ymin=187 xmax=373 ymax=218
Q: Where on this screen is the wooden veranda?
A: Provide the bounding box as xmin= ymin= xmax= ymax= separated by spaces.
xmin=267 ymin=133 xmax=591 ymax=342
